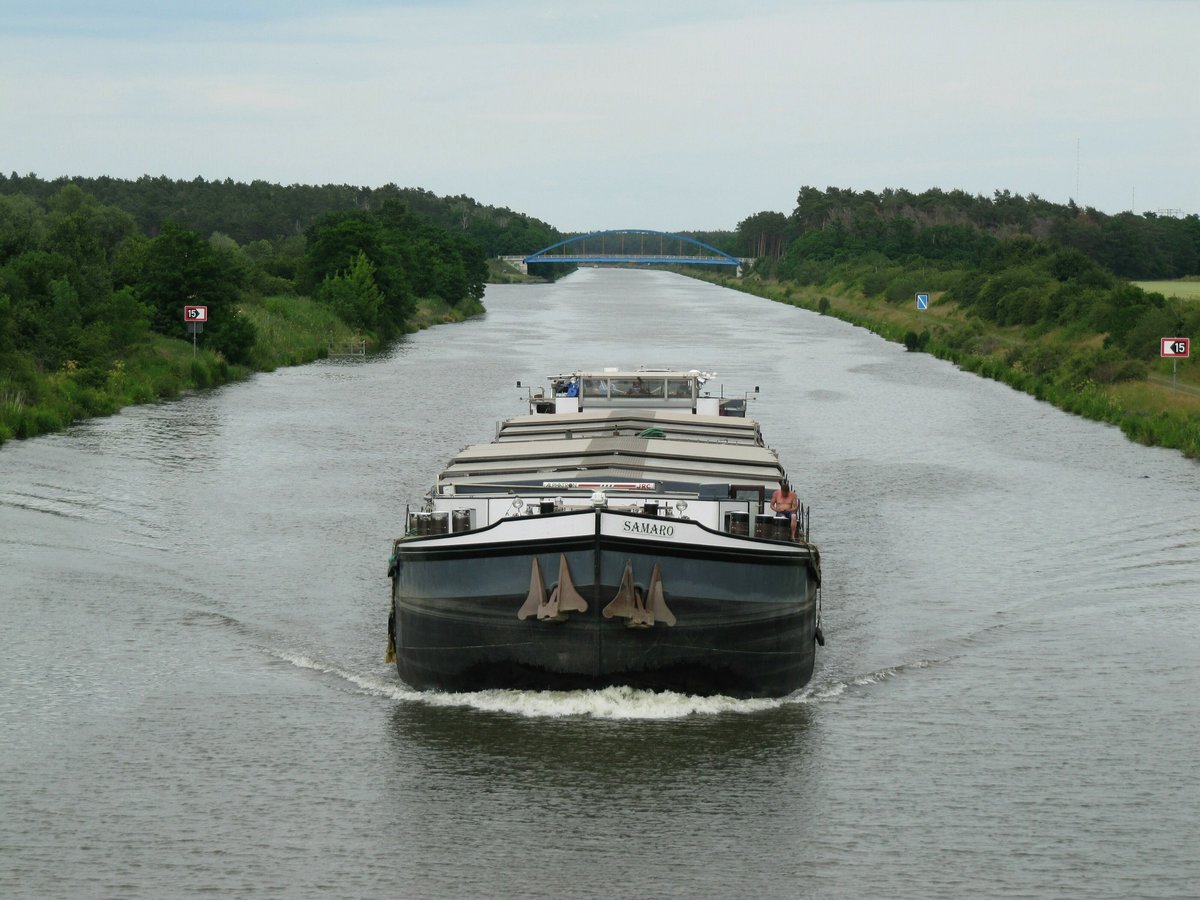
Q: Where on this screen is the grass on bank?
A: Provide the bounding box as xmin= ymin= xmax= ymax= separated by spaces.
xmin=699 ymin=272 xmax=1200 ymax=460
xmin=410 ymin=295 xmax=486 ymax=329
xmin=0 ymin=338 xmax=246 ymax=442
xmin=485 ymin=257 xmax=546 ymax=284
xmin=240 ymin=294 xmax=355 ymax=369
xmin=0 ymin=291 xmax=484 ymax=445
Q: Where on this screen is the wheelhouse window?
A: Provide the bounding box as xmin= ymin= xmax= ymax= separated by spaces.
xmin=610 ymin=377 xmax=665 ymax=397
xmin=582 ymin=378 xmax=610 ymax=398
xmin=640 ymin=378 xmax=665 ymax=398
xmin=667 ymin=378 xmax=694 ymax=398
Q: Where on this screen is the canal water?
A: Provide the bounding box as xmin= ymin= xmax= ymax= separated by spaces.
xmin=2 ymin=269 xmax=1198 ymax=898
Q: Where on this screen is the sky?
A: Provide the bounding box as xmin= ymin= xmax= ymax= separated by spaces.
xmin=2 ymin=0 xmax=1198 ymax=232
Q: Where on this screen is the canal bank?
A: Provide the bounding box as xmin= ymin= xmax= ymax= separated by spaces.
xmin=694 ymin=271 xmax=1200 ymax=459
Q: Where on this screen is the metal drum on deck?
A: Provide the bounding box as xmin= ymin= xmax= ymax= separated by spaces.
xmin=755 ymin=515 xmax=777 ymax=539
xmin=726 ymin=512 xmax=750 ymax=535
xmin=452 ymin=509 xmax=473 ymax=532
xmin=430 ymin=512 xmax=449 ymax=535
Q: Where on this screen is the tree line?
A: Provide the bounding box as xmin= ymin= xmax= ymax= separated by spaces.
xmin=0 ymin=177 xmax=554 ymax=442
xmin=735 ymin=185 xmax=1200 ymax=279
xmin=5 ymin=172 xmax=1196 ymax=446
xmin=299 ymin=200 xmax=487 ymax=334
xmin=0 ymin=173 xmax=562 ymax=258
xmin=733 ymin=185 xmax=1199 ymax=365
xmin=718 ymin=184 xmax=1200 ymax=457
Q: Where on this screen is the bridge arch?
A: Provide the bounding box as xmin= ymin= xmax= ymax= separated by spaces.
xmin=524 ymin=228 xmax=740 ymax=268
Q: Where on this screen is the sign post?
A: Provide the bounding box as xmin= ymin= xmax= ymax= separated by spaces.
xmin=184 ymin=306 xmax=208 ymax=357
xmin=1160 ymin=337 xmax=1191 ymax=392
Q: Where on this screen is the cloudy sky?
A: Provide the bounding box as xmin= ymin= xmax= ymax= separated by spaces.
xmin=3 ymin=0 xmax=1197 ymax=232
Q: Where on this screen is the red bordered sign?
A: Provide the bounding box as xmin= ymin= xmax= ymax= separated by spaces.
xmin=184 ymin=305 xmax=208 ymax=322
xmin=1160 ymin=337 xmax=1190 ymax=358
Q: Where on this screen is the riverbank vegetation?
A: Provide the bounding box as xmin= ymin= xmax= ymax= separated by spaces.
xmin=486 ymin=257 xmax=544 ymax=284
xmin=0 ymin=173 xmax=562 ymax=259
xmin=0 ymin=176 xmax=559 ymax=445
xmin=708 ymin=186 xmax=1200 ymax=458
xmin=6 ymin=173 xmax=1198 ymax=456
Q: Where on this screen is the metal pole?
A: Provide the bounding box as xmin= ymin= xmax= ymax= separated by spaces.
xmin=1173 ymin=358 xmax=1177 ymax=393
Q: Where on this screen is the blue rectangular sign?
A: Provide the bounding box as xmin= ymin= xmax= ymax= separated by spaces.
xmin=916 ymin=293 xmax=929 ymax=310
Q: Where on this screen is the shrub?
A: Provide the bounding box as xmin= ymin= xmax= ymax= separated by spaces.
xmin=190 ymin=359 xmax=211 ymax=388
xmin=209 ymin=310 xmax=258 ymax=365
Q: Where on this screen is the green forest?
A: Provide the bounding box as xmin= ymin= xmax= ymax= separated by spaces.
xmin=731 ymin=185 xmax=1200 ymax=279
xmin=733 ymin=186 xmax=1200 ymax=358
xmin=722 ymin=186 xmax=1200 ymax=457
xmin=0 ymin=173 xmax=562 ymax=257
xmin=0 ymin=174 xmax=563 ymax=443
xmin=2 ymin=174 xmax=1199 ymax=456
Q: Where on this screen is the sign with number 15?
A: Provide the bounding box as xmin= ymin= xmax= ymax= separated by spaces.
xmin=1160 ymin=338 xmax=1190 ymax=358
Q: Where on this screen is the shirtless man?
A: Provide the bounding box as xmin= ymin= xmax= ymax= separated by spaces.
xmin=770 ymin=480 xmax=800 ymax=541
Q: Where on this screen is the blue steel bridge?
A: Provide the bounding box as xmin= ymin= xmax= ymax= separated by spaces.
xmin=516 ymin=229 xmax=743 ymax=271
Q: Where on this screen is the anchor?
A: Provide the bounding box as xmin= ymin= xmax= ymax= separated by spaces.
xmin=517 ymin=557 xmax=547 ymax=620
xmin=603 ymin=560 xmax=675 ymax=628
xmin=644 ymin=563 xmax=676 ymax=626
xmin=603 ymin=560 xmax=640 ymax=623
xmin=518 ymin=554 xmax=588 ymax=622
xmin=542 ymin=552 xmax=588 ymax=621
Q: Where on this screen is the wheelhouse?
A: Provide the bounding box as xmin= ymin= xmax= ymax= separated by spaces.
xmin=529 ymin=368 xmax=749 ymax=417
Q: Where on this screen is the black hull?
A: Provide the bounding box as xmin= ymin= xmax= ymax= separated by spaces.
xmin=391 ymin=515 xmax=819 ymax=699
